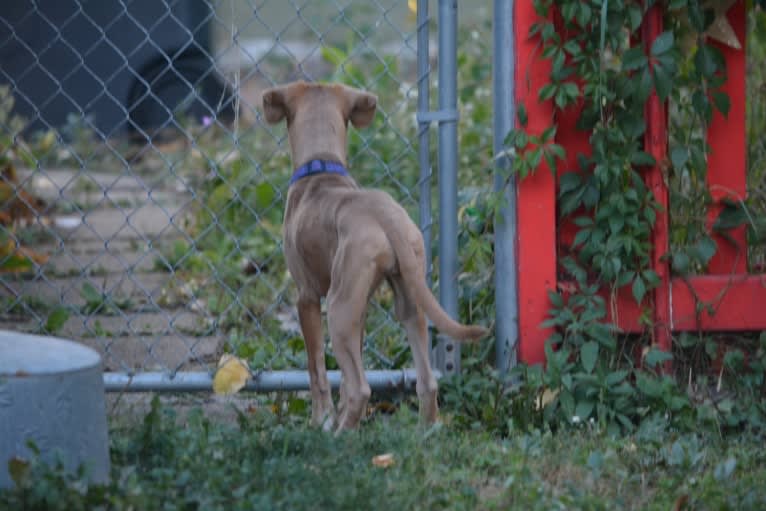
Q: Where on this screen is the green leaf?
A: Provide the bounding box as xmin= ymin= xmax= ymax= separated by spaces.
xmin=712 ymin=91 xmax=731 ymax=117
xmin=627 ymin=5 xmax=643 ymax=31
xmin=581 ymin=341 xmax=599 ymax=374
xmin=670 ymin=146 xmax=689 ymax=170
xmin=608 ymin=215 xmax=624 ymax=234
xmin=559 ymin=172 xmax=582 ymax=194
xmin=651 ymin=32 xmax=674 ymax=56
xmin=692 ymin=90 xmax=712 ymax=123
xmin=714 ymin=458 xmax=737 ymax=481
xmin=636 ymin=67 xmax=653 ymax=104
xmin=539 ymin=83 xmax=557 ymax=101
xmin=552 ymin=49 xmax=566 ymax=76
xmin=541 ymin=125 xmax=557 ymax=142
xmin=644 ymin=348 xmax=673 ymax=368
xmin=643 ymin=269 xmax=661 ymax=287
xmin=0 ymin=253 xmax=34 ymax=273
xmin=576 ymin=400 xmax=594 ymax=421
xmin=577 ymin=2 xmax=592 ymax=27
xmin=561 ymin=82 xmax=579 ymax=100
xmin=632 ymin=275 xmax=647 ymax=303
xmin=321 ymin=46 xmax=347 ymax=68
xmin=81 ymin=282 xmax=102 ymax=304
xmin=630 ymin=151 xmax=656 ymax=167
xmin=547 ymin=290 xmax=565 ymax=308
xmin=617 ymin=271 xmax=636 ymax=287
xmin=582 ymin=183 xmax=600 ymax=209
xmin=514 ymin=130 xmax=529 ymax=149
xmin=636 ymin=373 xmax=662 ymax=397
xmin=573 ymin=228 xmax=591 ymax=247
xmin=671 ymin=251 xmax=690 ymax=274
xmin=45 ymin=307 xmax=70 ymax=334
xmin=254 ymin=182 xmax=276 ymax=209
xmin=517 ymin=103 xmax=528 ymax=127
xmin=622 ymin=47 xmax=648 ymax=71
xmin=695 ymin=43 xmax=719 ymax=79
xmin=544 ymin=149 xmax=558 ymax=176
xmin=606 ymin=370 xmax=628 ymax=386
xmin=713 ymin=200 xmax=748 ymax=231
xmin=564 ymin=40 xmax=581 ymax=56
xmin=691 ymin=236 xmax=717 ymax=265
xmin=529 ymin=147 xmax=543 ymax=168
xmin=653 ymin=63 xmax=673 ymax=102
xmin=561 ymin=1 xmax=577 ymax=22
xmin=688 ymin=0 xmax=706 ymax=32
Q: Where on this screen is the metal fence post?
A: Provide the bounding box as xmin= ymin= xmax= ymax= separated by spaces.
xmin=435 ymin=0 xmax=460 ymax=376
xmin=493 ymin=0 xmax=519 ymax=374
xmin=416 ymin=0 xmax=434 ymax=356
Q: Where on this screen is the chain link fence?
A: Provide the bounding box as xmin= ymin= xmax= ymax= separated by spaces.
xmin=1 ymin=0 xmax=501 ymax=390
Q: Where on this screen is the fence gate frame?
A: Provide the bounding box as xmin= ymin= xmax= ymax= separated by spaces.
xmin=514 ymin=0 xmax=766 ymax=366
xmin=100 ymin=0 xmax=467 ymax=393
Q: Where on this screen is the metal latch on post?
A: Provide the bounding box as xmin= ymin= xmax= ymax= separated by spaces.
xmin=435 ymin=333 xmax=459 ymax=376
xmin=416 ymin=109 xmax=459 ymax=124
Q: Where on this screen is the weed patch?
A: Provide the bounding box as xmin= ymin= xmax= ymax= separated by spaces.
xmin=2 ymin=397 xmax=765 ymax=510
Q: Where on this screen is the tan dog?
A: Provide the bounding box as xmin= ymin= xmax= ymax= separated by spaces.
xmin=262 ymin=81 xmax=488 ymax=433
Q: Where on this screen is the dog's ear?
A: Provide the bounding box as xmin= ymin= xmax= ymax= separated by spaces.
xmin=346 ymin=87 xmax=377 ymax=128
xmin=262 ymin=84 xmax=292 ymax=124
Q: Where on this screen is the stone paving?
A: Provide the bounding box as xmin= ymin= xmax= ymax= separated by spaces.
xmin=1 ymin=167 xmax=223 ymax=374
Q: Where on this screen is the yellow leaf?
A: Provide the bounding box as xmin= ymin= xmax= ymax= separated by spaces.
xmin=212 ymin=354 xmax=250 ymax=395
xmin=39 ymin=130 xmax=56 ymax=152
xmin=535 ymin=387 xmax=560 ymax=410
xmin=372 ymin=453 xmax=395 ymax=468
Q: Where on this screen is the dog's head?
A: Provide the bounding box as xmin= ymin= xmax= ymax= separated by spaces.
xmin=261 ymin=81 xmax=377 ymax=167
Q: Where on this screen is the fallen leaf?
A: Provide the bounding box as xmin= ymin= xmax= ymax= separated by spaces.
xmin=535 ymin=387 xmax=560 ymax=410
xmin=212 ymin=354 xmax=250 ymax=395
xmin=372 ymin=453 xmax=395 ymax=468
xmin=8 ymin=457 xmax=30 ymax=486
xmin=0 ymin=241 xmax=47 ymax=273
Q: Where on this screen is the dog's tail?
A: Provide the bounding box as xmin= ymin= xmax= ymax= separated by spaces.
xmin=377 ymin=197 xmax=489 ymax=342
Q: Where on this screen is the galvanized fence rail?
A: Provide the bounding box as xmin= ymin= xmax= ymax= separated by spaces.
xmin=0 ymin=0 xmax=501 ymax=392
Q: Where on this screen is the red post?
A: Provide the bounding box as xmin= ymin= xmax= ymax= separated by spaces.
xmin=643 ymin=6 xmax=672 ymax=359
xmin=515 ymin=2 xmax=557 ymax=365
xmin=707 ymin=0 xmax=748 ymax=274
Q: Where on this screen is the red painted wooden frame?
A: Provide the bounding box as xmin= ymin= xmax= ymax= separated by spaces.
xmin=514 ymin=0 xmax=766 ymax=366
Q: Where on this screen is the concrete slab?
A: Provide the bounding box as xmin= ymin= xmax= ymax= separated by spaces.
xmin=0 ymin=272 xmax=178 ymax=310
xmin=58 ymin=310 xmax=213 ymax=338
xmin=79 ymin=333 xmax=222 ymax=372
xmin=24 ymin=168 xmax=187 ymax=195
xmin=50 ymin=203 xmax=195 ymax=243
xmin=36 ymin=242 xmax=176 ymax=276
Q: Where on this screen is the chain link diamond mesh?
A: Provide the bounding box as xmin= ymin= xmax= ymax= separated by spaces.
xmin=0 ymin=0 xmax=442 ymax=380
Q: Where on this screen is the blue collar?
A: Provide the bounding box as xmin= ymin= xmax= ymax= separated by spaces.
xmin=289 ymin=159 xmax=349 ymax=186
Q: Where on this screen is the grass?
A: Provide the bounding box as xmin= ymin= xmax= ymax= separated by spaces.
xmin=2 ymin=396 xmax=765 ymax=510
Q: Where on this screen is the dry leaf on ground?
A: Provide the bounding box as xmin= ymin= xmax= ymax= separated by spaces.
xmin=372 ymin=453 xmax=395 ymax=468
xmin=535 ymin=387 xmax=560 ymax=410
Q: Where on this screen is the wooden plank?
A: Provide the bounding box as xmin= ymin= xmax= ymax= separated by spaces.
xmin=515 ymin=1 xmax=557 ymax=365
xmin=706 ymin=0 xmax=748 ymax=274
xmin=671 ymin=275 xmax=766 ymax=331
xmin=565 ymin=275 xmax=766 ymax=333
xmin=643 ymin=6 xmax=672 ymax=361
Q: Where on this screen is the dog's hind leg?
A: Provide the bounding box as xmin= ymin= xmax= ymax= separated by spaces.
xmin=298 ymin=296 xmax=334 ymax=431
xmin=327 ymin=252 xmax=381 ymax=433
xmin=390 ymin=276 xmax=439 ymax=424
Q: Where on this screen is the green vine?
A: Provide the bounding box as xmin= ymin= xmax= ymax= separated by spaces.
xmin=497 ymin=0 xmax=759 ymax=434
